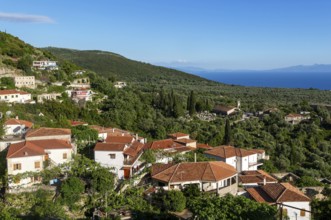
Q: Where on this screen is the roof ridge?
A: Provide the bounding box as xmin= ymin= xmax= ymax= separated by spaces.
xmin=208 ymin=162 xmax=218 ymax=181
xmin=169 ymin=164 xmax=181 ymax=183
xmin=276 ymin=183 xmax=287 ymax=202
xmin=201 ymin=162 xmax=210 ymax=180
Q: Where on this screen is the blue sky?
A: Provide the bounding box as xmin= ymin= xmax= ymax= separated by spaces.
xmin=1 ymin=0 xmax=331 ymax=70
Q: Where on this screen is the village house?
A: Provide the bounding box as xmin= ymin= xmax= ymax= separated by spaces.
xmin=0 ymin=89 xmax=32 ymax=103
xmin=90 ymin=125 xmax=146 ymax=143
xmin=32 ymin=61 xmax=58 ymax=70
xmin=114 ymin=81 xmax=127 ymax=89
xmin=94 ymin=136 xmax=145 ymax=179
xmin=25 ymin=127 xmax=72 ymax=142
xmin=70 ymin=89 xmax=93 ymax=102
xmin=213 ymin=105 xmax=236 ymax=115
xmin=246 ymin=183 xmax=311 ymax=220
xmin=151 ymin=161 xmax=238 ymax=196
xmin=37 ymin=93 xmax=61 ymax=103
xmin=6 ymin=139 xmax=76 ymax=188
xmin=70 ymin=77 xmax=91 ymax=89
xmin=14 ymin=76 xmax=35 ymax=89
xmin=239 ymin=170 xmax=278 ymax=188
xmin=204 ymin=145 xmax=265 ymax=172
xmin=3 ymin=118 xmax=33 ymax=136
xmin=285 ymin=113 xmax=310 ymax=124
xmin=144 ymin=132 xmax=198 ymax=163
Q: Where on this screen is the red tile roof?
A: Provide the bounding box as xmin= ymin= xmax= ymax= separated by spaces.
xmin=105 ymin=136 xmax=134 ymax=144
xmin=5 ymin=118 xmax=33 ymax=128
xmin=94 ymin=142 xmax=126 ymax=151
xmin=152 ymin=161 xmax=237 ymax=184
xmin=89 ymin=125 xmax=114 ymax=133
xmin=174 ymin=138 xmax=197 ymax=144
xmin=26 ymin=127 xmax=71 ymax=137
xmin=0 ymin=89 xmax=29 ymax=95
xmin=168 ymin=132 xmax=189 ymax=139
xmin=197 ymin=143 xmax=213 ymax=150
xmin=7 ymin=139 xmax=72 ymax=158
xmin=205 ymin=145 xmax=257 ymax=158
xmin=123 ymin=141 xmax=144 ymax=157
xmin=144 ymin=139 xmax=180 ymax=150
xmin=246 ymin=183 xmax=310 ymax=203
xmin=286 ymin=113 xmax=303 ymax=118
xmin=239 ymin=170 xmax=277 ymax=184
xmin=69 ymin=120 xmax=88 ymax=126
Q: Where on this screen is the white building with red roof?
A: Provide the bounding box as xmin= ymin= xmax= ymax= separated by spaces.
xmin=246 ymin=183 xmax=311 ymax=220
xmin=151 ymin=161 xmax=238 ymax=196
xmin=6 ymin=139 xmax=75 ymax=188
xmin=4 ymin=118 xmax=33 ymax=136
xmin=204 ymin=145 xmax=265 ymax=172
xmin=94 ymin=135 xmax=145 ymax=179
xmin=0 ymin=90 xmax=32 ymax=103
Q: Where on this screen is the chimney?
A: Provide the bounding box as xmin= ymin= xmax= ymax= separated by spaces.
xmin=194 ymin=153 xmax=197 ymax=163
xmin=112 ymin=128 xmax=115 ymax=133
xmin=263 ymin=175 xmax=267 ymax=185
xmin=16 ymin=115 xmax=19 ymax=120
xmin=135 ymin=133 xmax=138 ymax=140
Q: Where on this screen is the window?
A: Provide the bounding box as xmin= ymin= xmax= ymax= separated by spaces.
xmin=109 ymin=154 xmax=116 ymax=159
xmin=13 ymin=163 xmax=22 ymax=170
xmin=300 ymin=209 xmax=306 ymax=217
xmin=35 ymin=161 xmax=40 ymax=169
xmin=63 ymin=153 xmax=67 ymax=159
xmin=16 ymin=95 xmax=18 ymax=98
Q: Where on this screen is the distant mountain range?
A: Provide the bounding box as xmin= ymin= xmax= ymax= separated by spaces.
xmin=171 ymin=64 xmax=331 ymax=74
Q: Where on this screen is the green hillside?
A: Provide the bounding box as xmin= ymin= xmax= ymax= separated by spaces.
xmin=43 ymin=47 xmax=210 ymax=84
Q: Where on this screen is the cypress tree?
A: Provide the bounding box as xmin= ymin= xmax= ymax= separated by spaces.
xmin=188 ymin=91 xmax=196 ymax=116
xmin=224 ymin=119 xmax=231 ymax=145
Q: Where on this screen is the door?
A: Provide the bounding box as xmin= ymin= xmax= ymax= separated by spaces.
xmin=124 ymin=168 xmax=131 ymax=179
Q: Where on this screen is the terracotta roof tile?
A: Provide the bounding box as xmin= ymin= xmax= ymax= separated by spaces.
xmin=105 ymin=136 xmax=134 ymax=144
xmin=168 ymin=132 xmax=189 ymax=139
xmin=197 ymin=143 xmax=213 ymax=150
xmin=205 ymin=145 xmax=256 ymax=158
xmin=0 ymin=89 xmax=29 ymax=95
xmin=7 ymin=139 xmax=72 ymax=158
xmin=152 ymin=161 xmax=237 ymax=184
xmin=247 ymin=183 xmax=310 ymax=203
xmin=246 ymin=187 xmax=274 ymax=203
xmin=174 ymin=138 xmax=196 ymax=144
xmin=94 ymin=143 xmax=126 ymax=151
xmin=5 ymin=118 xmax=33 ymax=128
xmin=26 ymin=127 xmax=71 ymax=137
xmin=240 ymin=170 xmax=277 ymax=184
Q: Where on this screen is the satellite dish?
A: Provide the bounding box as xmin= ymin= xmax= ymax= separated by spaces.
xmin=6 ymin=111 xmax=12 ymax=116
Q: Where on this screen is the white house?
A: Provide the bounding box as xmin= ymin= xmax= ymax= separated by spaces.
xmin=14 ymin=76 xmax=35 ymax=89
xmin=37 ymin=93 xmax=61 ymax=103
xmin=285 ymin=113 xmax=310 ymax=124
xmin=246 ymin=183 xmax=311 ymax=220
xmin=114 ymin=81 xmax=127 ymax=89
xmin=0 ymin=90 xmax=32 ymax=103
xmin=94 ymin=136 xmax=145 ymax=179
xmin=151 ymin=161 xmax=238 ymax=196
xmin=4 ymin=118 xmax=33 ymax=136
xmin=25 ymin=127 xmax=72 ymax=142
xmin=213 ymin=105 xmax=236 ymax=115
xmin=204 ymin=146 xmax=265 ymax=172
xmin=32 ymin=61 xmax=58 ymax=70
xmin=6 ymin=139 xmax=75 ymax=188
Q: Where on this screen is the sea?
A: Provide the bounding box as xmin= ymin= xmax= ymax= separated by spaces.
xmin=195 ymin=72 xmax=331 ymax=90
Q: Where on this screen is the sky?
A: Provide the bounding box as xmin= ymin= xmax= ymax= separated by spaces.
xmin=0 ymin=0 xmax=331 ymax=70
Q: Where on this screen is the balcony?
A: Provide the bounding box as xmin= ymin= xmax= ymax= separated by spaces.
xmin=248 ymin=160 xmax=263 ymax=167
